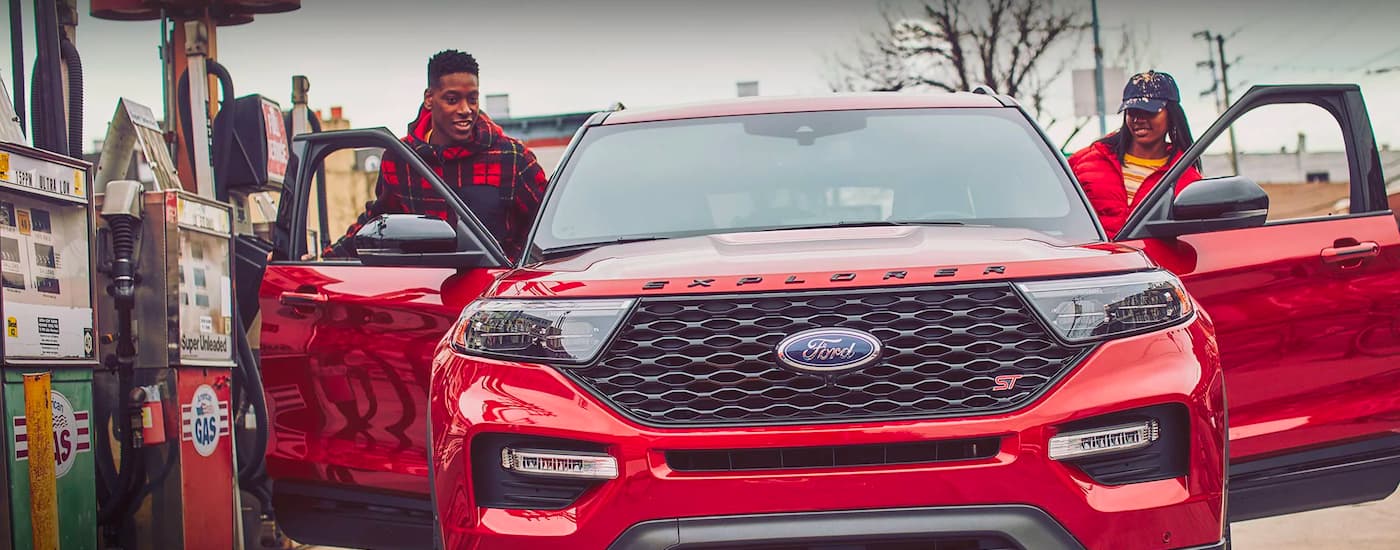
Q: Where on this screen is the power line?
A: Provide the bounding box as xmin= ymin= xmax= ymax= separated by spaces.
xmin=1352 ymin=45 xmax=1400 ymax=72
xmin=1274 ymin=4 xmax=1367 ymax=65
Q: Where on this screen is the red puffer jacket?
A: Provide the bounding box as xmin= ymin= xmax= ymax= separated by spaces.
xmin=1068 ymin=139 xmax=1202 ymax=238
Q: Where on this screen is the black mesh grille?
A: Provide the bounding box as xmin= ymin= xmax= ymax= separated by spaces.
xmin=667 ymin=437 xmax=1000 ymax=472
xmin=562 ymin=284 xmax=1088 ymax=426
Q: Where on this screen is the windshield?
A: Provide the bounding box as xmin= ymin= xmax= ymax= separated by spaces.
xmin=532 ymin=107 xmax=1099 ymax=255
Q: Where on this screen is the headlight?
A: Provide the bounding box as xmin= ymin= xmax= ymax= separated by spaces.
xmin=1016 ymin=271 xmax=1193 ymax=343
xmin=448 ymin=298 xmax=635 ymax=364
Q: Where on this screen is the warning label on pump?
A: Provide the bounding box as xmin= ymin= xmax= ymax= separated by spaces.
xmin=4 ymin=305 xmax=92 ymax=358
xmin=37 ymin=316 xmax=60 ymax=354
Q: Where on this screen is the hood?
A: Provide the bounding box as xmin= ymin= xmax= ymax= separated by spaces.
xmin=492 ymin=226 xmax=1154 ymax=298
xmin=404 ymin=105 xmax=505 ymax=156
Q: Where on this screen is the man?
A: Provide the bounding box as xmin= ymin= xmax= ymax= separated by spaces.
xmin=324 ymin=49 xmax=548 ymax=260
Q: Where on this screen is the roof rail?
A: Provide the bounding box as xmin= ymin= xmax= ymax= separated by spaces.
xmin=969 ymin=85 xmax=1019 ymax=108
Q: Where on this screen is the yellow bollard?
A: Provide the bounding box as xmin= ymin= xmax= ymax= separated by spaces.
xmin=23 ymin=373 xmax=59 ymax=550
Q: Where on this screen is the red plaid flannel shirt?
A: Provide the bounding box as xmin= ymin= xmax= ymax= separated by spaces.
xmin=324 ymin=107 xmax=548 ymax=260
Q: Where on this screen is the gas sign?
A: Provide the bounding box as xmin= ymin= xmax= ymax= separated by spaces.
xmin=181 ymin=384 xmax=229 ymax=457
xmin=10 ymin=389 xmax=91 ymax=478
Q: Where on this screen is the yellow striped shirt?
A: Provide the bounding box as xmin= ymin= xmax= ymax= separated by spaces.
xmin=1123 ymin=154 xmax=1168 ymax=204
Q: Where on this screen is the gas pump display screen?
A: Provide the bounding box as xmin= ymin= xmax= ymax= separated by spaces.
xmin=177 ymin=198 xmax=233 ymax=363
xmin=0 ymin=192 xmax=93 ymax=359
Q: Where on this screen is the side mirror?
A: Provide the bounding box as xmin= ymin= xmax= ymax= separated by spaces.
xmin=353 ymin=214 xmax=487 ymax=267
xmin=1172 ymin=175 xmax=1270 ymax=220
xmin=1142 ymin=176 xmax=1270 ymax=238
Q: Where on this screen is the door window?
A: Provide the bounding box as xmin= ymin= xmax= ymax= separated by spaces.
xmin=282 ymin=146 xmax=385 ymax=263
xmin=1196 ymin=103 xmax=1358 ymax=222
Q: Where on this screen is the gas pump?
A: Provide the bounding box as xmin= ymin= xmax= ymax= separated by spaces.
xmin=90 ymin=68 xmax=288 ymax=550
xmin=0 ymin=141 xmax=99 ymax=549
xmin=93 ymin=92 xmax=243 ymax=547
xmin=93 ymin=178 xmax=238 ymax=549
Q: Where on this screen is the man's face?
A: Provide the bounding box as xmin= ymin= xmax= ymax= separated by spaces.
xmin=424 ymin=72 xmax=480 ymax=144
xmin=1124 ymin=107 xmax=1169 ymax=150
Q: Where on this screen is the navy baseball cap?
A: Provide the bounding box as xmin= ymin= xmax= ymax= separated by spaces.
xmin=1118 ymin=71 xmax=1180 ymax=113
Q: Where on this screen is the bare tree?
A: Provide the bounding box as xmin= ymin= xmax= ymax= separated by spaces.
xmin=1113 ymin=23 xmax=1156 ymax=73
xmin=830 ymin=0 xmax=1088 ymax=127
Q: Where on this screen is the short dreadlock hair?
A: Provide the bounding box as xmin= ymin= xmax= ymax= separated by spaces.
xmin=428 ymin=49 xmax=479 ymax=88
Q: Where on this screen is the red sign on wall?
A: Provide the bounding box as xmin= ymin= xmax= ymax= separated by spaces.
xmin=261 ymin=97 xmax=289 ymax=185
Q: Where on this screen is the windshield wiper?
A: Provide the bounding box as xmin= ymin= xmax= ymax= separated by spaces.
xmin=757 ymin=220 xmax=966 ymax=232
xmin=538 ymin=236 xmax=671 ymax=258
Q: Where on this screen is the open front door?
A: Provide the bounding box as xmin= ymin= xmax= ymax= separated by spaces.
xmin=259 ymin=129 xmax=506 ymax=548
xmin=1117 ymin=84 xmax=1400 ymax=521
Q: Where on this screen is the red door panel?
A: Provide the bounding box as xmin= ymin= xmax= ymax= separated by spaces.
xmin=259 ymin=263 xmax=496 ymax=495
xmin=1132 ymin=214 xmax=1400 ymax=462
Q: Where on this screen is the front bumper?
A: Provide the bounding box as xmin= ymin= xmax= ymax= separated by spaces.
xmin=610 ymin=505 xmax=1082 ymax=549
xmin=430 ymin=320 xmax=1227 ymax=550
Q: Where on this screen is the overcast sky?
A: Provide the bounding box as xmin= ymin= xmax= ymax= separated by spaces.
xmin=3 ymin=0 xmax=1398 ymax=155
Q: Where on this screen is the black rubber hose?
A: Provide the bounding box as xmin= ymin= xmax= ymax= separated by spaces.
xmin=29 ymin=61 xmax=45 ymax=150
xmin=59 ymin=36 xmax=81 ymax=157
xmin=97 ymin=217 xmax=146 ymax=527
xmin=127 ymin=424 xmax=179 ymax=518
xmin=96 ymin=366 xmax=144 ymax=526
xmin=206 ymin=59 xmax=237 ymax=201
xmin=235 ymin=312 xmax=269 ymax=482
xmin=230 ymin=296 xmax=248 ymax=457
xmin=234 ymin=321 xmax=275 ymax=521
xmin=30 ymin=0 xmax=65 ymax=155
xmin=177 ymin=59 xmax=236 ymax=189
xmin=92 ymin=380 xmax=116 ymax=504
xmin=207 ymin=60 xmax=235 ymax=117
xmin=9 ymin=0 xmax=25 ymax=133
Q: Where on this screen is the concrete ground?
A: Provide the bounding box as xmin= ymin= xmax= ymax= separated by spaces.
xmin=296 ymin=490 xmax=1400 ymax=549
xmin=1232 ymin=490 xmax=1400 ymax=549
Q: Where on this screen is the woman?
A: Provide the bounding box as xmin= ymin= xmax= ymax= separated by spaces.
xmin=1070 ymin=71 xmax=1202 ymax=239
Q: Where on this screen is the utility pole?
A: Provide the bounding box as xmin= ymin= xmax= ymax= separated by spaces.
xmin=1091 ymin=0 xmax=1106 ymax=136
xmin=1217 ymin=34 xmax=1239 ymax=173
xmin=1193 ymin=30 xmax=1222 ymax=111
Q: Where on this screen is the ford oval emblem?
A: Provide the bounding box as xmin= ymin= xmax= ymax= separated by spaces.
xmin=775 ymin=328 xmax=883 ymax=375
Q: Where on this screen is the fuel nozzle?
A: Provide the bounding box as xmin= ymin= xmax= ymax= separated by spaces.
xmin=100 ymin=180 xmax=144 ymax=306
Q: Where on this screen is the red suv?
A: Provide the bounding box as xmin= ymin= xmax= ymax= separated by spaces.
xmin=258 ymin=85 xmax=1400 ymax=550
